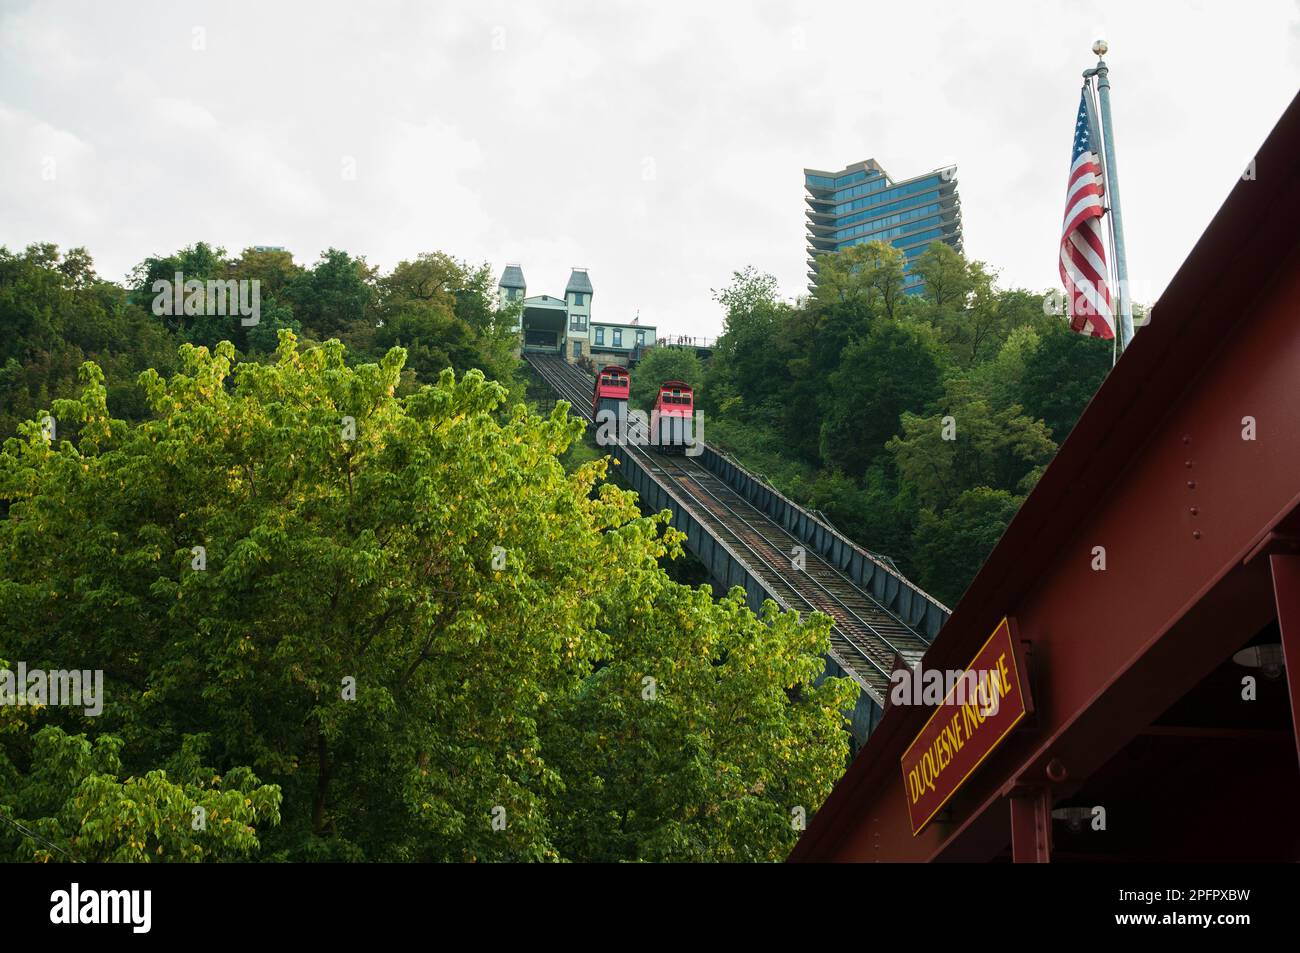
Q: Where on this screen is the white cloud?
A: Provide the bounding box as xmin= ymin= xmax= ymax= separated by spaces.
xmin=0 ymin=0 xmax=1297 ymax=332
xmin=0 ymin=103 xmax=100 ymax=234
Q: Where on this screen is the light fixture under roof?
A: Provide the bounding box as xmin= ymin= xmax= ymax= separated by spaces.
xmin=1232 ymin=643 xmax=1286 ymax=680
xmin=1051 ymin=806 xmax=1093 ymax=832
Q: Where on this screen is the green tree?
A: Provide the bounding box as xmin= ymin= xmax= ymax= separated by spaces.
xmin=913 ymin=241 xmax=975 ymax=310
xmin=712 ymin=265 xmax=784 ymax=323
xmin=914 ymin=251 xmax=1055 ymax=371
xmin=818 ymin=319 xmax=943 ymax=478
xmin=0 ymin=245 xmax=178 ymax=438
xmin=229 ymin=247 xmax=304 ymax=302
xmin=694 ymin=247 xmax=1115 ymax=611
xmin=373 ymin=309 xmax=484 ymax=386
xmin=244 ymin=298 xmax=302 ymax=355
xmin=128 ymin=242 xmax=232 ymax=332
xmin=0 ymin=722 xmax=280 ymax=863
xmin=0 ymin=334 xmax=850 ymax=862
xmin=286 ymin=248 xmax=376 ymax=338
xmin=705 ymin=267 xmax=791 ymax=417
xmin=377 ymin=252 xmax=471 ymax=324
xmin=887 ymin=378 xmax=1056 ymax=511
xmin=371 ymin=252 xmax=520 ymax=393
xmin=912 ymin=487 xmax=1023 ymax=605
xmin=812 ymin=241 xmax=907 ymax=320
xmin=969 ymin=324 xmax=1041 ymax=411
xmin=544 ymin=591 xmax=855 ymax=861
xmin=1017 ymin=322 xmax=1113 ymax=440
xmin=630 ymin=346 xmax=703 ymax=411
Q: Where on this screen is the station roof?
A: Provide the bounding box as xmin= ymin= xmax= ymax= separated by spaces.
xmin=592 ymin=320 xmax=655 ymax=331
xmin=565 ymin=269 xmax=593 ymax=295
xmin=521 ymin=294 xmax=567 ymax=310
xmin=499 ymin=264 xmax=526 ymax=289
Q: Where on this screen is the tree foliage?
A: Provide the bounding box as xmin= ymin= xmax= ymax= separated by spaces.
xmin=629 ymin=346 xmax=704 ymax=411
xmin=0 ymin=328 xmax=852 ymax=862
xmin=0 ymin=234 xmax=1122 ymax=861
xmin=700 ymin=240 xmax=1120 ymax=602
xmin=1 ymin=721 xmax=280 ymax=863
xmin=1 ymin=242 xmax=525 ymax=442
xmin=819 ymin=320 xmax=943 ymax=479
xmin=912 ymin=487 xmax=1025 ymax=606
xmin=1015 ymin=322 xmax=1113 ymax=440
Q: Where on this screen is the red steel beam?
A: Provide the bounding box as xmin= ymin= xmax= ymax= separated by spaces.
xmin=791 ymin=90 xmax=1300 ymax=863
xmin=1009 ymin=789 xmax=1052 ymax=863
xmin=1269 ymin=553 xmax=1300 ymax=772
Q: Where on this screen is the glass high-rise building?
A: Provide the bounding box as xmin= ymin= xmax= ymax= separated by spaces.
xmin=804 ymin=158 xmax=962 ymax=297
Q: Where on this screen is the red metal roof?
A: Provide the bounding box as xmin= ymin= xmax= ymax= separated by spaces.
xmin=790 ymin=89 xmax=1300 ymax=862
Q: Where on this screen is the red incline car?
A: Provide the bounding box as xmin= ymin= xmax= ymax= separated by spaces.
xmin=653 ymin=380 xmax=694 ymax=454
xmin=592 ymin=364 xmax=629 ymax=420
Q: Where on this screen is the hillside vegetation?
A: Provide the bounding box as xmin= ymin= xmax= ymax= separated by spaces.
xmin=0 ymin=242 xmax=855 ymax=862
xmin=696 ymin=242 xmax=1112 ymax=606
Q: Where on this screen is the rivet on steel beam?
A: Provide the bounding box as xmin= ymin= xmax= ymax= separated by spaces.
xmin=1193 ymin=530 xmax=1202 ymax=540
xmin=1190 ymin=507 xmax=1199 ymax=516
xmin=1046 ymin=759 xmax=1068 ymax=783
xmin=1187 ymin=480 xmax=1196 ymax=489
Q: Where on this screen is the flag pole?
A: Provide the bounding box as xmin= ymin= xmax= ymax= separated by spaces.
xmin=1080 ymin=77 xmax=1117 ymax=366
xmin=1084 ymin=39 xmax=1135 ymax=353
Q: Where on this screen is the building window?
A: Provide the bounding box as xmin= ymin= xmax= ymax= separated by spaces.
xmin=573 ymin=340 xmax=582 ymax=358
xmin=613 ymin=329 xmax=622 ymax=347
xmin=595 ymin=328 xmax=604 ymax=345
xmin=573 ymin=293 xmax=585 ymax=306
xmin=636 ymin=330 xmax=645 ymax=347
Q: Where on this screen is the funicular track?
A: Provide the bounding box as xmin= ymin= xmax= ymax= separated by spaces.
xmin=525 ymin=351 xmax=930 ymax=705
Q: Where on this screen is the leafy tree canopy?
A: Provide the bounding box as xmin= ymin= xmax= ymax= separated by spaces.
xmin=698 ymin=240 xmax=1123 ymax=601
xmin=0 ymin=333 xmax=852 ymax=862
xmin=629 ymin=346 xmax=703 ymax=411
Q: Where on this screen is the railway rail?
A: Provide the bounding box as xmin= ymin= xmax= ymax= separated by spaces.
xmin=524 ymin=351 xmax=929 ymax=705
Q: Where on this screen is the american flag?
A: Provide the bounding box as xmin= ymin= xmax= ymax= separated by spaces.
xmin=1059 ymin=90 xmax=1115 ymax=339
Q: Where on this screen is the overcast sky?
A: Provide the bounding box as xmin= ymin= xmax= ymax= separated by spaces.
xmin=2 ymin=0 xmax=1297 ymax=337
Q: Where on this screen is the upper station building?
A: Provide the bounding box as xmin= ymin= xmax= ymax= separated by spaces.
xmin=499 ymin=264 xmax=656 ymax=367
xmin=803 ymin=159 xmax=963 ymax=297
